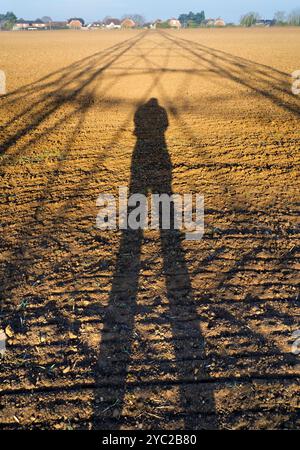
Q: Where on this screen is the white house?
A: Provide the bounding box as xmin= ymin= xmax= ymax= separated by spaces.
xmin=168 ymin=18 xmax=181 ymax=28
xmin=13 ymin=19 xmax=31 ymax=30
xmin=214 ymin=18 xmax=226 ymax=27
xmin=104 ymin=18 xmax=121 ymax=29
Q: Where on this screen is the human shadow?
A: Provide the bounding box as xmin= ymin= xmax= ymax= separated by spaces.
xmin=93 ymin=98 xmax=218 ymax=429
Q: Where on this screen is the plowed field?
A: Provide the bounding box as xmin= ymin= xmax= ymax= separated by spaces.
xmin=0 ymin=28 xmax=299 ymax=430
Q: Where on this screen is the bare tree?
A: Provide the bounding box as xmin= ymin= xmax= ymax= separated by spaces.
xmin=122 ymin=14 xmax=145 ymax=26
xmin=288 ymin=8 xmax=300 ymax=26
xmin=240 ymin=12 xmax=260 ymax=27
xmin=274 ymin=11 xmax=286 ymax=25
xmin=42 ymin=16 xmax=52 ymax=23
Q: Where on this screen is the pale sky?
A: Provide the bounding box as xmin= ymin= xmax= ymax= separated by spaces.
xmin=1 ymin=0 xmax=300 ymax=23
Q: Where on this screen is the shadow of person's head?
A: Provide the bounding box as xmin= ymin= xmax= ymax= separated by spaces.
xmin=131 ymin=98 xmax=172 ymax=194
xmin=134 ymin=97 xmax=169 ymax=140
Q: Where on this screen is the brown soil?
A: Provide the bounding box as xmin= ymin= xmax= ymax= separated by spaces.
xmin=0 ymin=28 xmax=299 ymax=430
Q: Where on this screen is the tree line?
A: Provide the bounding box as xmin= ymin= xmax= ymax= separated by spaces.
xmin=241 ymin=9 xmax=300 ymax=26
xmin=178 ymin=11 xmax=206 ymax=27
xmin=1 ymin=8 xmax=300 ymax=30
xmin=0 ymin=11 xmax=17 ymax=30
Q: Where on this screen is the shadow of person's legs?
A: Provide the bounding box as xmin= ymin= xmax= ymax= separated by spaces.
xmin=93 ymin=228 xmax=143 ymax=429
xmin=160 ymin=229 xmax=218 ymax=429
xmin=93 ymin=98 xmax=218 ymax=429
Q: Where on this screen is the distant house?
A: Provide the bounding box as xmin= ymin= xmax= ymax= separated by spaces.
xmin=214 ymin=18 xmax=226 ymax=26
xmin=143 ymin=22 xmax=157 ymax=29
xmin=67 ymin=18 xmax=85 ymax=29
xmin=152 ymin=19 xmax=163 ymax=29
xmin=255 ymin=19 xmax=275 ymax=27
xmin=14 ymin=19 xmax=66 ymax=30
xmin=89 ymin=21 xmax=103 ymax=29
xmin=121 ymin=18 xmax=136 ymax=28
xmin=13 ymin=19 xmax=47 ymax=30
xmin=32 ymin=19 xmax=46 ymax=29
xmin=14 ymin=19 xmax=31 ymax=30
xmin=204 ymin=18 xmax=215 ymax=26
xmin=50 ymin=21 xmax=68 ymax=29
xmin=104 ymin=18 xmax=121 ymax=29
xmin=168 ymin=18 xmax=181 ymax=28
